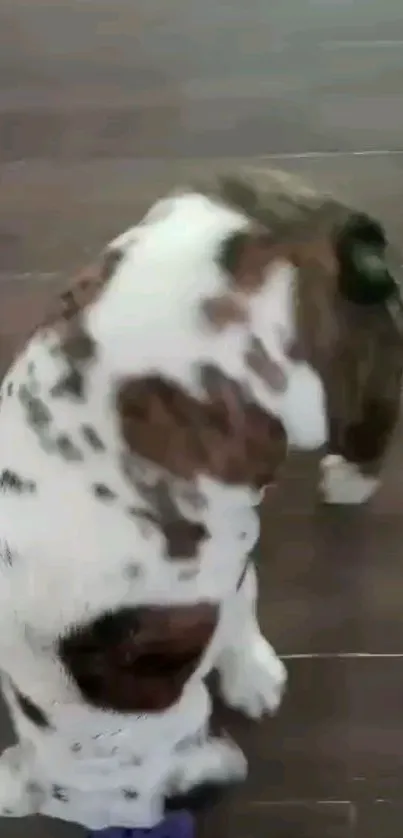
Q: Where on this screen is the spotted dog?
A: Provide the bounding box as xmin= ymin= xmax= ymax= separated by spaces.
xmin=0 ymin=171 xmax=401 ymax=830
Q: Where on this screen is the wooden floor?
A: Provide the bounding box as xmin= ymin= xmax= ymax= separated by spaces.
xmin=2 ymin=1 xmax=403 ymax=836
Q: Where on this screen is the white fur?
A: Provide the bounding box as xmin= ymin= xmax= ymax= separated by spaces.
xmin=0 ymin=190 xmax=325 ymax=828
xmin=320 ymin=454 xmax=379 ymax=504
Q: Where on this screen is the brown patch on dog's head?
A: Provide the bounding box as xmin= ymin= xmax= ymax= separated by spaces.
xmin=117 ymin=367 xmax=286 ymax=490
xmin=217 ymin=169 xmax=403 ymax=473
xmin=59 ymin=603 xmax=218 ymax=713
xmin=201 ymin=294 xmax=248 ymax=331
xmin=220 ymin=229 xmax=283 ymax=293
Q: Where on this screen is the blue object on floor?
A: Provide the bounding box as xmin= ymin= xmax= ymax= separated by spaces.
xmin=89 ymin=811 xmax=195 ymax=838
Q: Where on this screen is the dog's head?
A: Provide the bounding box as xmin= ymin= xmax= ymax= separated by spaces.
xmin=218 ymin=170 xmax=403 ymax=475
xmin=50 ymin=174 xmax=402 ymax=486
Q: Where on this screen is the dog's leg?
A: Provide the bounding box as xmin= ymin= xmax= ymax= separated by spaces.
xmin=164 ymin=681 xmax=247 ymax=812
xmin=320 ymin=397 xmax=399 ymax=505
xmin=320 ymin=454 xmax=379 ymax=505
xmin=215 ymin=562 xmax=287 ymax=719
xmin=321 ymin=319 xmax=402 ymax=505
xmin=167 ymin=733 xmax=247 ymax=806
xmin=0 ymin=744 xmax=45 ymax=817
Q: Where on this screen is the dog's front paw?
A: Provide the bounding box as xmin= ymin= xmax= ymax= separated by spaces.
xmin=218 ymin=633 xmax=287 ymax=719
xmin=320 ymin=454 xmax=379 ymax=505
xmin=171 ymin=736 xmax=247 ymax=794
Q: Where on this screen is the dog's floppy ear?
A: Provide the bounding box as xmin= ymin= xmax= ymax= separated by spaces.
xmin=336 ymin=213 xmax=398 ymax=305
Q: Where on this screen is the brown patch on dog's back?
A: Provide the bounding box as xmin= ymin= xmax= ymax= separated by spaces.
xmin=59 ymin=603 xmax=219 ymax=713
xmin=116 ymin=368 xmax=286 ymax=489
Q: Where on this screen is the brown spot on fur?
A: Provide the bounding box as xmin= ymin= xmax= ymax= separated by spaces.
xmin=42 ymin=247 xmax=123 ymax=361
xmin=117 ymin=370 xmax=286 ymax=489
xmin=246 ymin=336 xmax=287 ymax=392
xmin=220 ymin=230 xmax=278 ymax=292
xmin=44 ymin=248 xmax=123 ymax=329
xmin=101 ymin=248 xmax=124 ymax=283
xmin=128 ymin=476 xmax=208 ymax=560
xmin=59 ymin=603 xmax=219 ymax=713
xmin=201 ymin=295 xmax=248 ymax=331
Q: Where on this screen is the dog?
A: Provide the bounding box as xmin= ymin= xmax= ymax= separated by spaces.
xmin=0 ymin=169 xmax=401 ymax=830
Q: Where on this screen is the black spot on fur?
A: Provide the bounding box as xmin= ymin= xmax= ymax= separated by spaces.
xmin=71 ymin=742 xmax=82 ymax=753
xmin=52 ymin=785 xmax=69 ymax=803
xmin=26 ymin=781 xmax=43 ymax=796
xmin=174 ymin=730 xmax=205 ymax=752
xmin=6 ymin=382 xmax=13 ymax=396
xmin=93 ymin=484 xmax=117 ymax=501
xmin=129 ymin=756 xmax=143 ymax=767
xmin=102 ymin=248 xmax=124 ymax=282
xmin=123 ymin=562 xmax=142 ymax=580
xmin=126 ymin=507 xmax=155 ymax=534
xmin=51 ymin=368 xmax=85 ymax=401
xmin=0 ymin=470 xmax=36 ymax=493
xmin=126 ymin=506 xmax=152 ymax=520
xmin=55 ymin=434 xmax=83 ymax=461
xmin=163 ymin=520 xmax=208 ymax=559
xmin=60 ymin=290 xmax=79 ymax=320
xmin=2 ymin=544 xmax=14 ymax=566
xmin=13 ymin=687 xmax=51 ymax=729
xmin=133 ymin=479 xmax=209 ymax=559
xmin=122 ymin=788 xmax=139 ymax=800
xmin=177 ymin=566 xmax=199 ymax=581
xmin=236 ymin=557 xmax=251 ymax=591
xmin=62 ymin=329 xmax=96 ymax=363
xmin=81 ymin=425 xmax=105 ymax=452
xmin=19 ymin=385 xmax=52 ymax=430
